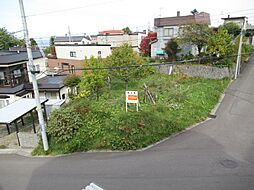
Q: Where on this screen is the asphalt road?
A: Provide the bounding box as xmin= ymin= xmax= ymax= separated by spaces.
xmin=1 ymin=56 xmax=254 ymax=190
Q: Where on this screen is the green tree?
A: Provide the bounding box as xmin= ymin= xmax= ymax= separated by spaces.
xmin=122 ymin=27 xmax=132 ymax=34
xmin=178 ymin=24 xmax=212 ymax=56
xmin=79 ymin=56 xmax=106 ymax=100
xmin=207 ymin=27 xmax=233 ymax=57
xmin=49 ymin=36 xmax=55 ymax=46
xmin=17 ymin=38 xmax=38 ymax=48
xmin=64 ymin=74 xmax=81 ymax=96
xmin=30 ymin=38 xmax=37 ymax=46
xmin=107 ymin=43 xmax=144 ymax=90
xmin=222 ymin=22 xmax=241 ymax=38
xmin=164 ymin=38 xmax=181 ymax=61
xmin=44 ymin=36 xmax=56 ymax=56
xmin=0 ymin=28 xmax=20 ymax=50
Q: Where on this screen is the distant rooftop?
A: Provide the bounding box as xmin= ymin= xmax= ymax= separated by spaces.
xmin=36 ymin=75 xmax=67 ymax=90
xmin=55 ymin=36 xmax=90 ymax=43
xmin=99 ymin=30 xmax=124 ymax=35
xmin=222 ymin=16 xmax=247 ymax=20
xmin=154 ymin=12 xmax=211 ymax=27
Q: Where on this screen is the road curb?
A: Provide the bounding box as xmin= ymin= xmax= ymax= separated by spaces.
xmin=0 ymin=119 xmax=216 ymax=158
xmin=209 ymin=79 xmax=232 ymax=118
xmin=34 ymin=118 xmax=213 ymax=158
xmin=209 ymin=93 xmax=225 ymax=118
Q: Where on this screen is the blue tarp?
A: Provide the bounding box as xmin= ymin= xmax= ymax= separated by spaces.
xmin=156 ymin=50 xmax=165 ymax=55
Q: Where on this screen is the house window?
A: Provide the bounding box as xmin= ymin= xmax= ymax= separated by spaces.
xmin=50 ymin=92 xmax=57 ymax=99
xmin=0 ymin=100 xmax=5 ymax=109
xmin=178 ymin=27 xmax=184 ymax=36
xmin=13 ymin=69 xmax=21 ymax=78
xmin=0 ymin=72 xmax=4 ymax=80
xmin=70 ymin=51 xmax=76 ymax=57
xmin=164 ymin=28 xmax=174 ymax=37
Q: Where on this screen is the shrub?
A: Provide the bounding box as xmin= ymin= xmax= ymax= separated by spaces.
xmin=47 ymin=107 xmax=84 ymax=142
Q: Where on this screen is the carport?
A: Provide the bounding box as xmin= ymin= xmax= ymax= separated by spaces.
xmin=0 ymin=98 xmax=48 ymax=146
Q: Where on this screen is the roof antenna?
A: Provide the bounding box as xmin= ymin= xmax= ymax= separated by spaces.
xmin=68 ymin=25 xmax=72 ymax=42
xmin=159 ymin=7 xmax=163 ymax=18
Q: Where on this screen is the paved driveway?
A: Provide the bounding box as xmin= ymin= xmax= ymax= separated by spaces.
xmin=1 ymin=57 xmax=254 ymax=190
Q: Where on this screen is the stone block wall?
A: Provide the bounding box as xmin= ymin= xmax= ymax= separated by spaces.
xmin=157 ymin=64 xmax=234 ymax=79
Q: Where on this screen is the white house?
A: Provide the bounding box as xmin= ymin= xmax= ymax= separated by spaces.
xmin=151 ymin=11 xmax=211 ymax=58
xmin=91 ymin=30 xmax=146 ymax=52
xmin=221 ymin=16 xmax=254 ymax=46
xmin=55 ymin=44 xmax=112 ymax=60
xmin=221 ymin=16 xmax=247 ymax=28
xmin=54 ymin=36 xmax=92 ymax=45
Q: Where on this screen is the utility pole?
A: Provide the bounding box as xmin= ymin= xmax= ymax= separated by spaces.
xmin=234 ymin=17 xmax=247 ymax=79
xmin=18 ymin=0 xmax=49 ymax=151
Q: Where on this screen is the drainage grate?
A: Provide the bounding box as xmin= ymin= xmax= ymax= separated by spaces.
xmin=220 ymin=159 xmax=238 ymax=169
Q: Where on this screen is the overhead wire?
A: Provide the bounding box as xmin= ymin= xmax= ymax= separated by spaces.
xmin=26 ymin=0 xmax=126 ymax=17
xmin=54 ymin=52 xmax=252 ymax=73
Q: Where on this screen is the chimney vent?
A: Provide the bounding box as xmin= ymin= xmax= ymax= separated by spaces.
xmin=177 ymin=11 xmax=180 ymax=17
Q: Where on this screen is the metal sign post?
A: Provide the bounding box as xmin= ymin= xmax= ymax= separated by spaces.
xmin=126 ymin=91 xmax=138 ymax=112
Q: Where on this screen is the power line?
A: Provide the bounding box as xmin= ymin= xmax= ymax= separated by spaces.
xmin=26 ymin=0 xmax=125 ymax=17
xmin=55 ymin=53 xmax=252 ymax=73
xmin=211 ymin=8 xmax=254 ymax=17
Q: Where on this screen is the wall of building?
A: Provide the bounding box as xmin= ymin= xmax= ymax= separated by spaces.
xmin=55 ymin=45 xmax=111 ymax=60
xmin=93 ymin=33 xmax=146 ymax=52
xmin=47 ymin=58 xmax=84 ymax=75
xmin=38 ymin=87 xmax=69 ymax=100
xmin=151 ymin=26 xmax=180 ymax=58
xmin=34 ymin=58 xmax=48 ymax=80
xmin=224 ymin=19 xmax=244 ymax=28
xmin=55 ymin=38 xmax=91 ymax=45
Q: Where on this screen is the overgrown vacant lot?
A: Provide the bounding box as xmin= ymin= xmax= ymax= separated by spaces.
xmin=33 ymin=73 xmax=230 ymax=155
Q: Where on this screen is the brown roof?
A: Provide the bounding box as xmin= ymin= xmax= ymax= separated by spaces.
xmin=154 ymin=12 xmax=211 ymax=27
xmin=221 ymin=16 xmax=247 ymax=20
xmin=99 ymin=30 xmax=124 ymax=35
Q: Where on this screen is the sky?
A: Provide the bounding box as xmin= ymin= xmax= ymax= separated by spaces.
xmin=0 ymin=0 xmax=254 ymax=43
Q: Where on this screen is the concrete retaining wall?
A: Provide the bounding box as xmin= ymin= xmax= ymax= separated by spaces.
xmin=157 ymin=64 xmax=234 ymax=79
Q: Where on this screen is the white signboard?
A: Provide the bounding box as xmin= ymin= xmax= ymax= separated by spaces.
xmin=126 ymin=91 xmax=138 ymax=112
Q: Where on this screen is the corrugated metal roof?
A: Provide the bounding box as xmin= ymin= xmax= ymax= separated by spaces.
xmin=0 ymin=84 xmax=26 ymax=94
xmin=0 ymin=98 xmax=47 ymax=124
xmin=36 ymin=75 xmax=66 ymax=90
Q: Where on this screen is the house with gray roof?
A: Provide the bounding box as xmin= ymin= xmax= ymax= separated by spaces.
xmin=0 ymin=49 xmax=69 ymax=108
xmin=54 ymin=35 xmax=91 ymax=45
xmin=151 ymin=11 xmax=211 ymax=58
